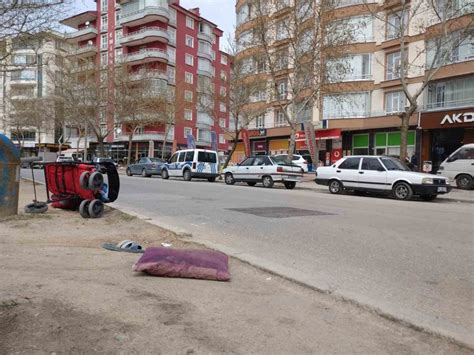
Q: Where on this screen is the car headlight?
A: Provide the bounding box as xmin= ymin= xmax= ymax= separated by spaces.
xmin=422 ymin=178 xmax=434 ymax=184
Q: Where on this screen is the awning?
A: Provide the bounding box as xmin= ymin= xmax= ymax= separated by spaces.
xmin=296 ymin=128 xmax=341 ymax=141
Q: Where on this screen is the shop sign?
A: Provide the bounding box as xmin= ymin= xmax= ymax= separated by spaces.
xmin=331 ymin=149 xmax=342 ymax=163
xmin=248 ymin=129 xmax=267 ymax=137
xmin=440 ymin=112 xmax=474 ymax=125
xmin=252 ymin=140 xmax=267 ymax=151
xmin=295 ymin=128 xmax=342 ymax=141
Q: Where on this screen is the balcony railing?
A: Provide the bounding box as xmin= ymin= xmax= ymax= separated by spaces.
xmin=197 ymin=113 xmax=214 ymax=127
xmin=197 ymin=32 xmax=213 ymax=44
xmin=121 ymin=26 xmax=169 ymax=45
xmin=123 ymin=48 xmax=168 ymax=64
xmin=65 ymin=26 xmax=98 ymax=41
xmin=422 ymin=98 xmax=474 ymax=112
xmin=120 ymin=6 xmax=169 ymax=26
xmin=129 ymin=69 xmax=167 ymax=81
xmin=74 ymin=44 xmax=98 ymax=57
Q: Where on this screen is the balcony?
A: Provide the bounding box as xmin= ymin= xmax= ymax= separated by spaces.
xmin=129 ymin=69 xmax=167 ymax=81
xmin=73 ymin=44 xmax=98 ymax=58
xmin=123 ymin=48 xmax=168 ymax=65
xmin=197 ymin=113 xmax=214 ymax=128
xmin=65 ymin=26 xmax=98 ymax=43
xmin=197 ymin=67 xmax=213 ymax=78
xmin=120 ymin=6 xmax=169 ymax=27
xmin=197 ymin=32 xmax=213 ymax=44
xmin=196 ymin=132 xmax=212 ymax=146
xmin=120 ymin=27 xmax=169 ymax=46
xmin=197 ymin=48 xmax=213 ymax=61
xmin=10 ymin=77 xmax=37 ymax=86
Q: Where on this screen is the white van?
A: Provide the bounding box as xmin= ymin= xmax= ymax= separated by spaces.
xmin=437 ymin=143 xmax=474 ymax=189
xmin=161 ymin=149 xmax=219 ymax=182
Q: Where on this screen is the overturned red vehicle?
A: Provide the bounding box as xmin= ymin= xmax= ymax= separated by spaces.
xmin=43 ymin=161 xmax=120 ymax=218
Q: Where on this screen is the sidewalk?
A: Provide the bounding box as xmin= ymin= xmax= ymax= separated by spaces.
xmin=0 ymin=180 xmax=468 ymax=353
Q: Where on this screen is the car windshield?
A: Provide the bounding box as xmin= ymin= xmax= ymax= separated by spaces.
xmin=380 ymin=157 xmax=410 ymax=171
xmin=271 ymin=155 xmax=299 ymax=167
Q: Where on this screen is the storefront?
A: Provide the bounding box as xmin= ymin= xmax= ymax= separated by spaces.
xmin=420 ymin=109 xmax=474 ymax=171
xmin=295 ymin=128 xmax=342 ymax=164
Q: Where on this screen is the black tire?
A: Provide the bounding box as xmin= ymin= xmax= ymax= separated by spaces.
xmin=79 ymin=200 xmax=91 ymax=218
xmin=420 ymin=194 xmax=437 ymax=201
xmin=88 ymin=199 xmax=104 ymax=218
xmin=183 ymin=169 xmax=192 ymax=181
xmin=456 ymin=174 xmax=472 ymax=190
xmin=24 ymin=202 xmax=48 ymax=214
xmin=328 ymin=180 xmax=343 ymax=194
xmin=225 ymin=173 xmax=235 ymax=185
xmin=161 ymin=169 xmax=169 ymax=180
xmin=262 ymin=175 xmax=274 ymax=188
xmin=79 ymin=171 xmax=90 ymax=189
xmin=208 ymin=177 xmax=216 ymax=182
xmin=126 ymin=168 xmax=132 ymax=176
xmin=392 ymin=182 xmax=413 ymax=200
xmin=247 ymin=182 xmax=257 ymax=186
xmin=88 ymin=172 xmax=104 ymax=190
xmin=284 ymin=181 xmax=296 ymax=189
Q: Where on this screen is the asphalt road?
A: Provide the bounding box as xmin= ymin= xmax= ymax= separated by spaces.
xmin=22 ymin=169 xmax=474 ymax=347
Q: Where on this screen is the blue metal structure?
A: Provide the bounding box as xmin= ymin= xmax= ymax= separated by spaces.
xmin=0 ymin=133 xmax=20 ymax=217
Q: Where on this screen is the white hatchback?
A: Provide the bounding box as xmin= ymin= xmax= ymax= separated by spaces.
xmin=315 ymin=156 xmax=451 ymax=201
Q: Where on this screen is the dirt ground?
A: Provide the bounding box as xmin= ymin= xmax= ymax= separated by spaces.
xmin=0 ymin=180 xmax=469 ymax=354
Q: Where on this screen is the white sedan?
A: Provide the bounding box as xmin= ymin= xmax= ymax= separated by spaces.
xmin=223 ymin=155 xmax=304 ymax=189
xmin=274 ymin=154 xmax=309 ymax=172
xmin=315 ymin=155 xmax=452 ymax=201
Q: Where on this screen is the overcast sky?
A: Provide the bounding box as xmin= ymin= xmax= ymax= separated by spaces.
xmin=73 ymin=0 xmax=235 ymax=49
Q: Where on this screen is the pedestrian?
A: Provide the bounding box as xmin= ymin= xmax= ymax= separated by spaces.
xmin=410 ymin=152 xmax=418 ymax=171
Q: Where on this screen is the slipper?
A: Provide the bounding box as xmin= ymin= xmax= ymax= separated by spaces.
xmin=102 ymin=240 xmax=144 ymax=253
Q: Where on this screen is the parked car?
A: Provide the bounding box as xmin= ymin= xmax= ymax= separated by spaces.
xmin=56 ymin=156 xmax=75 ymax=163
xmin=437 ymin=143 xmax=474 ymax=189
xmin=126 ymin=157 xmax=165 ymax=177
xmin=93 ymin=157 xmax=118 ymax=167
xmin=274 ymin=154 xmax=309 ymax=172
xmin=223 ymin=155 xmax=304 ymax=189
xmin=315 ymin=155 xmax=451 ymax=201
xmin=161 ymin=149 xmax=219 ymax=182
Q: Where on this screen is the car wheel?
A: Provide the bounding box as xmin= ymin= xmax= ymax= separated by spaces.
xmin=456 ymin=174 xmax=472 ymax=190
xmin=79 ymin=200 xmax=91 ymax=218
xmin=225 ymin=173 xmax=235 ymax=185
xmin=328 ymin=180 xmax=343 ymax=194
xmin=88 ymin=199 xmax=104 ymax=218
xmin=392 ymin=182 xmax=413 ymax=200
xmin=183 ymin=169 xmax=192 ymax=181
xmin=284 ymin=181 xmax=296 ymax=189
xmin=420 ymin=194 xmax=437 ymax=201
xmin=126 ymin=168 xmax=132 ymax=176
xmin=208 ymin=177 xmax=216 ymax=182
xmin=262 ymin=176 xmax=274 ymax=188
xmin=247 ymin=182 xmax=257 ymax=186
xmin=161 ymin=169 xmax=169 ymax=180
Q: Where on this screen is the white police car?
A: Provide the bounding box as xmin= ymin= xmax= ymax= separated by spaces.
xmin=161 ymin=149 xmax=219 ymax=182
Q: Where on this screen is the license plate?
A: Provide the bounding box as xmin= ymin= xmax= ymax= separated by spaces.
xmin=437 ymin=187 xmax=447 ymax=192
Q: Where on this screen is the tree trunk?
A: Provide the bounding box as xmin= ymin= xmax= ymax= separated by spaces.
xmin=127 ymin=133 xmax=133 ymax=166
xmin=223 ymin=134 xmax=239 ymax=169
xmin=287 ymin=124 xmax=297 ymax=160
xmin=98 ymin=138 xmax=106 ymax=157
xmin=76 ymin=131 xmax=82 ymax=157
xmin=399 ymin=113 xmax=410 ymax=161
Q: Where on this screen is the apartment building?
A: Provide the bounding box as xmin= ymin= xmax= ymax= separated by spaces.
xmin=234 ymin=0 xmax=473 ymax=169
xmin=0 ymin=33 xmax=67 ymax=157
xmin=61 ymin=0 xmax=231 ymax=162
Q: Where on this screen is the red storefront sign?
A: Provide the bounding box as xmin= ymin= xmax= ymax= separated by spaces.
xmin=331 ymin=148 xmax=342 ymax=163
xmin=296 ymin=128 xmax=342 ymax=150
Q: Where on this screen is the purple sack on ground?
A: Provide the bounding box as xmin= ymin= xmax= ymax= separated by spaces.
xmin=132 ymin=247 xmax=230 ymax=281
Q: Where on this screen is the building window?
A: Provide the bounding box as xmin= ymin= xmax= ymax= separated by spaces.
xmin=426 ymin=76 xmax=474 ymax=110
xmin=385 ymin=91 xmax=405 ymax=114
xmin=185 ymin=54 xmax=194 ymax=66
xmin=101 ymin=34 xmax=107 ymax=49
xmin=221 ymin=55 xmax=228 ymax=65
xmin=327 ymin=54 xmax=372 ymax=82
xmin=256 ymin=114 xmax=265 ymax=128
xmin=323 ymin=92 xmax=371 ymax=118
xmin=10 ymin=69 xmax=35 ymax=80
xmin=185 ymin=90 xmax=193 ymax=102
xmin=115 ymin=29 xmax=122 ymax=42
xmin=168 ymin=27 xmax=176 ymax=44
xmin=115 ymin=10 xmax=121 ymax=23
xmin=277 ymin=81 xmax=287 ymax=100
xmin=101 ymin=15 xmax=107 ymax=31
xmin=220 ymin=71 xmax=227 ymax=82
xmin=184 ymin=109 xmax=193 ymax=121
xmin=275 ymin=111 xmax=286 ymax=127
xmin=386 ymin=11 xmax=407 ymax=40
xmin=219 ymin=134 xmax=225 ymax=144
xmin=167 ymin=66 xmax=175 ymax=84
xmin=185 ymin=35 xmax=194 ymax=48
xmin=115 ymin=48 xmax=122 ymax=62
xmin=331 ymin=16 xmax=373 ymax=43
xmin=374 ymin=131 xmax=416 ymax=156
xmin=386 ymin=51 xmax=402 ymax=80
xmin=186 ymin=16 xmax=194 ymax=29
xmin=211 ymin=50 xmax=216 ymax=60
xmin=101 ymin=0 xmax=107 ymax=9
xmin=352 ymin=134 xmax=369 ymax=155
xmin=185 ymin=72 xmax=193 ymax=84
xmin=220 ymin=102 xmax=226 ymax=112
xmin=220 ymin=87 xmax=227 ymax=97
xmin=426 ymin=33 xmax=474 ymax=68
xmin=101 ymin=52 xmax=108 ymax=66
xmin=12 ymin=54 xmax=35 ymax=65
xmin=219 ymin=118 xmax=226 ymax=128
xmin=184 ymin=127 xmax=193 ymax=137
xmin=168 ymin=47 xmax=176 ymax=63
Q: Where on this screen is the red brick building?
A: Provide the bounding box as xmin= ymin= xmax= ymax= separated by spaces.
xmin=61 ymin=0 xmax=231 ymax=161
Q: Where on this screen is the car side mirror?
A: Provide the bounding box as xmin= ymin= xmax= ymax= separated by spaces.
xmin=446 ymin=156 xmax=457 ymax=163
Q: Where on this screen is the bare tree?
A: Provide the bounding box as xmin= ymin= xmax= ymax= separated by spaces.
xmin=364 ymin=0 xmax=473 ymax=160
xmin=249 ymin=0 xmax=354 ymax=163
